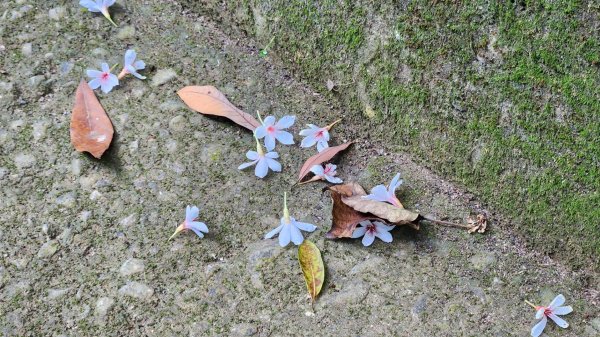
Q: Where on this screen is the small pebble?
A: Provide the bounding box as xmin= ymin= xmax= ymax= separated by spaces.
xmin=119 ymin=258 xmax=145 ymax=277
xmin=117 ymin=26 xmax=135 ymax=39
xmin=21 ymin=43 xmax=32 ymax=56
xmin=14 ymin=153 xmax=36 ymax=169
xmin=152 ymin=69 xmax=177 ymax=87
xmin=118 ymin=281 xmax=154 ymax=300
xmin=37 ymin=240 xmax=60 ymax=258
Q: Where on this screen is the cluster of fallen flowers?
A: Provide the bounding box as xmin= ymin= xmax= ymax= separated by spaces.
xmin=72 ymin=3 xmax=576 ymax=329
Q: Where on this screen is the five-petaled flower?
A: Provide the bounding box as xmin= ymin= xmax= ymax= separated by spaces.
xmin=169 ymin=205 xmax=209 ymax=240
xmin=351 ymin=220 xmax=394 ymax=246
xmin=363 ymin=173 xmax=404 ymax=208
xmin=527 ymin=294 xmax=572 ymax=337
xmin=118 ymin=49 xmax=146 ymax=80
xmin=310 ymin=164 xmax=343 ymax=184
xmin=79 ymin=0 xmax=118 ymax=26
xmin=299 ymin=119 xmax=341 ymax=152
xmin=264 ymin=192 xmax=317 ymax=247
xmin=238 ymin=137 xmax=281 ymax=178
xmin=254 ymin=115 xmax=295 ymax=151
xmin=86 ymin=63 xmax=119 ymax=93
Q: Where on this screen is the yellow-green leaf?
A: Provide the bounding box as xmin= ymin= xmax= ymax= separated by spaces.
xmin=298 ymin=240 xmax=325 ymax=302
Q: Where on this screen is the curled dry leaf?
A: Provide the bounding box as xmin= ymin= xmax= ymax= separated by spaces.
xmin=342 ymin=196 xmax=419 ymax=225
xmin=326 ymin=183 xmax=376 ymax=238
xmin=298 ymin=240 xmax=325 ymax=302
xmin=467 ymin=214 xmax=488 ymax=233
xmin=70 ymin=80 xmax=114 ymax=159
xmin=297 ymin=142 xmax=353 ymax=183
xmin=326 ymin=182 xmax=420 ymax=238
xmin=177 ymin=85 xmax=261 ymax=131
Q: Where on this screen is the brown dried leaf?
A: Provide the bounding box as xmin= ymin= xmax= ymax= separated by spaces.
xmin=342 ymin=196 xmax=420 ymax=225
xmin=326 ymin=183 xmax=372 ymax=238
xmin=298 ymin=142 xmax=353 ymax=183
xmin=177 ymin=85 xmax=261 ymax=131
xmin=70 ymin=80 xmax=114 ymax=159
xmin=467 ymin=214 xmax=488 ymax=233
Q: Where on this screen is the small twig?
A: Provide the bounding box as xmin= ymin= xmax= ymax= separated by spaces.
xmin=420 ymin=216 xmax=473 ymax=230
xmin=525 ymin=300 xmax=538 ymax=309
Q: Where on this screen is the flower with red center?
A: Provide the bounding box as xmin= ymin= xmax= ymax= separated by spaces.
xmin=363 ymin=173 xmax=404 ymax=208
xmin=86 ymin=63 xmax=119 ymax=93
xmin=526 ymin=294 xmax=572 ymax=337
xmin=351 ymin=220 xmax=394 ymax=246
xmin=79 ymin=0 xmax=118 ymax=27
xmin=169 ymin=205 xmax=209 ymax=240
xmin=309 ymin=163 xmax=342 ymax=184
xmin=299 ymin=119 xmax=341 ymax=152
xmin=254 ymin=115 xmax=295 ymax=151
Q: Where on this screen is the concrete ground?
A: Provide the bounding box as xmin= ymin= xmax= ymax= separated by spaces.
xmin=0 ymin=1 xmax=598 ymax=336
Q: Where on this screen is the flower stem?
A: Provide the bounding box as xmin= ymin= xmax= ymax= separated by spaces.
xmin=110 ymin=63 xmax=120 ymax=73
xmin=525 ymin=300 xmax=538 ymax=309
xmin=256 ymin=111 xmax=264 ymax=124
xmin=297 ymin=176 xmax=322 ymax=186
xmin=255 ymin=136 xmax=264 ymax=156
xmin=283 ymin=192 xmax=290 ymax=223
xmin=420 ymin=216 xmax=473 ymax=230
xmin=102 ymin=9 xmax=118 ymax=27
xmin=326 ymin=118 xmax=342 ymax=130
xmin=117 ymin=68 xmax=128 ymax=80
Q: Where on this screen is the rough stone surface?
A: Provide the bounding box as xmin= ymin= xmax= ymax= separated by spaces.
xmin=151 ymin=69 xmax=176 ymax=86
xmin=118 ymin=282 xmax=154 ymax=300
xmin=0 ymin=1 xmax=596 ymax=336
xmin=119 ymin=258 xmax=145 ymax=277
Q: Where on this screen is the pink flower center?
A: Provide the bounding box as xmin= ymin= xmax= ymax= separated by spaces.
xmin=101 ymin=72 xmax=110 ymax=81
xmin=267 ymin=125 xmax=275 ymax=134
xmin=316 ymin=130 xmax=324 ymax=139
xmin=543 ymin=308 xmax=552 ymax=316
xmin=324 ymin=166 xmax=332 ymax=175
xmin=366 ymin=223 xmax=377 ymax=234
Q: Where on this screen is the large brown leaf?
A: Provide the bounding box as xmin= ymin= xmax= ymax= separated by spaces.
xmin=326 ymin=183 xmax=375 ymax=238
xmin=177 ymin=85 xmax=261 ymax=131
xmin=342 ymin=196 xmax=419 ymax=224
xmin=70 ymin=80 xmax=114 ymax=159
xmin=298 ymin=142 xmax=353 ymax=183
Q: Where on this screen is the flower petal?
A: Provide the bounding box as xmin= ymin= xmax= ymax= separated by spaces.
xmin=264 ymin=224 xmax=283 ymax=239
xmin=88 ymin=78 xmax=101 ymax=89
xmin=80 ymin=0 xmax=101 ymax=12
xmin=375 ymin=229 xmax=393 ymax=243
xmin=124 ymin=49 xmax=136 ymax=65
xmin=264 ymin=135 xmax=276 ymax=151
xmin=300 ymin=134 xmax=317 ymax=148
xmin=351 ymin=225 xmax=367 ymax=238
xmin=548 ymin=313 xmax=568 ymax=328
xmin=238 ymin=160 xmax=257 ymax=170
xmin=531 ymin=317 xmax=547 ymax=337
xmin=316 ymin=141 xmax=329 ymax=152
xmin=254 ymin=158 xmax=269 ymax=178
xmin=294 ymin=221 xmax=317 ymax=232
xmin=264 ymin=152 xmax=279 ymax=159
xmin=389 ymin=173 xmax=403 ymax=193
xmin=246 ymin=150 xmax=259 ymax=160
xmin=103 ymin=0 xmax=116 ymax=6
xmin=125 ymin=65 xmax=146 ymax=79
xmin=189 ymin=221 xmax=208 ymax=233
xmin=254 ymin=125 xmax=267 ymax=139
xmin=278 ymin=223 xmax=291 ymax=247
xmin=275 ymin=115 xmax=295 ymax=128
xmin=189 ymin=228 xmax=204 ymax=238
xmin=263 ymin=115 xmax=276 ymax=126
xmin=549 ymin=294 xmax=565 ymax=309
xmin=133 ymin=60 xmax=146 ymax=70
xmin=275 ymin=131 xmax=294 ymax=145
xmin=101 ymin=62 xmax=110 ymax=72
xmin=186 ymin=205 xmax=199 ymax=222
xmin=299 ymin=127 xmax=317 ymax=136
xmin=310 ymin=165 xmax=324 ymax=176
xmin=266 ymin=158 xmax=281 ymax=172
xmin=552 ymin=306 xmax=572 ymax=315
xmin=290 ymin=225 xmax=304 ymax=245
xmin=374 ymin=221 xmax=395 ymax=232
xmin=86 ymin=69 xmax=103 ymax=78
xmin=364 ymin=185 xmax=390 ymax=202
xmin=362 ymin=232 xmax=375 ymax=246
